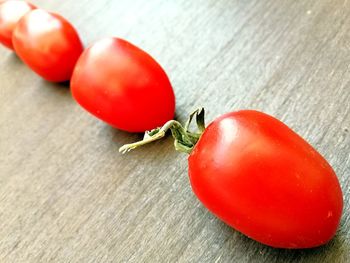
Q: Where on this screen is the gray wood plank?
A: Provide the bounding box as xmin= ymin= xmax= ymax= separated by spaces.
xmin=0 ymin=0 xmax=349 ymax=262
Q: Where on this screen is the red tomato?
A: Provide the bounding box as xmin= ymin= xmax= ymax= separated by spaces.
xmin=188 ymin=110 xmax=343 ymax=248
xmin=71 ymin=37 xmax=175 ymax=132
xmin=0 ymin=0 xmax=35 ymax=49
xmin=12 ymin=9 xmax=83 ymax=82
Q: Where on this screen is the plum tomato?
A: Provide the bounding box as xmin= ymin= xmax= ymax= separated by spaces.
xmin=71 ymin=37 xmax=175 ymax=132
xmin=12 ymin=9 xmax=83 ymax=82
xmin=188 ymin=110 xmax=343 ymax=248
xmin=120 ymin=109 xmax=343 ymax=249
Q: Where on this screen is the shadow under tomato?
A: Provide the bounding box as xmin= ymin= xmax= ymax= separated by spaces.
xmin=5 ymin=50 xmax=72 ymax=95
xmin=99 ymin=118 xmax=181 ymax=163
xmin=212 ymin=217 xmax=347 ymax=262
xmin=100 ymin=110 xmax=180 ymax=146
xmin=41 ymin=78 xmax=70 ymax=88
xmin=5 ymin=51 xmax=22 ymax=65
xmin=38 ymin=78 xmax=71 ymax=96
xmin=102 ymin=124 xmax=144 ymax=147
xmin=56 ymin=80 xmax=71 ymax=87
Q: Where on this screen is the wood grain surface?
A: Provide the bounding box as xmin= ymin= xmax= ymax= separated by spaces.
xmin=1 ymin=0 xmax=349 ymax=262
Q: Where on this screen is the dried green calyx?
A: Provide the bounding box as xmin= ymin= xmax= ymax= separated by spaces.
xmin=119 ymin=108 xmax=206 ymax=154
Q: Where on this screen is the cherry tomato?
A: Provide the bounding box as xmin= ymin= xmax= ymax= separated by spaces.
xmin=71 ymin=37 xmax=175 ymax=132
xmin=0 ymin=0 xmax=35 ymax=50
xmin=12 ymin=9 xmax=83 ymax=82
xmin=188 ymin=110 xmax=343 ymax=248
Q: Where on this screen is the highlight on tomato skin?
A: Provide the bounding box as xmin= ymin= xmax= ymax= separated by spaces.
xmin=12 ymin=9 xmax=83 ymax=82
xmin=188 ymin=110 xmax=343 ymax=249
xmin=0 ymin=0 xmax=36 ymax=50
xmin=70 ymin=37 xmax=176 ymax=133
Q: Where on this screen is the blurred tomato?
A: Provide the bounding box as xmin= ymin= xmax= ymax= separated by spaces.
xmin=12 ymin=9 xmax=83 ymax=82
xmin=0 ymin=0 xmax=35 ymax=49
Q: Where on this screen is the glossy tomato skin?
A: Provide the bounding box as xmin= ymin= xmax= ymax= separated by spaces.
xmin=188 ymin=110 xmax=343 ymax=248
xmin=0 ymin=0 xmax=35 ymax=49
xmin=71 ymin=38 xmax=175 ymax=132
xmin=12 ymin=9 xmax=83 ymax=82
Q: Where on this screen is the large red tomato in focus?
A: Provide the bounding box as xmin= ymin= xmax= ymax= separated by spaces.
xmin=0 ymin=0 xmax=35 ymax=49
xmin=12 ymin=9 xmax=83 ymax=82
xmin=189 ymin=110 xmax=343 ymax=248
xmin=71 ymin=37 xmax=175 ymax=132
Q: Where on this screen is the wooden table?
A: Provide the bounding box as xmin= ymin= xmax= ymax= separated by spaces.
xmin=1 ymin=0 xmax=349 ymax=262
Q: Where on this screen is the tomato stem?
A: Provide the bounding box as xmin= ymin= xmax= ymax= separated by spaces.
xmin=119 ymin=108 xmax=206 ymax=154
